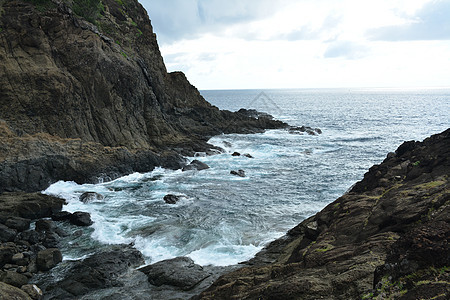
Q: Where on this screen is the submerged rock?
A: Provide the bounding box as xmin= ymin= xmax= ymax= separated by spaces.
xmin=230 ymin=170 xmax=246 ymax=177
xmin=163 ymin=194 xmax=185 ymax=204
xmin=182 ymin=160 xmax=210 ymax=171
xmin=79 ymin=192 xmax=104 ymax=204
xmin=138 ymin=257 xmax=211 ymax=291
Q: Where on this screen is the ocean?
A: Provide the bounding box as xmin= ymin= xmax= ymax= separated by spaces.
xmin=43 ymin=88 xmax=450 ymax=266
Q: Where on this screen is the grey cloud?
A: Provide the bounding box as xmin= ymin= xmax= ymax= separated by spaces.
xmin=369 ymin=0 xmax=450 ymax=41
xmin=141 ymin=0 xmax=292 ymax=44
xmin=323 ymin=41 xmax=368 ymax=59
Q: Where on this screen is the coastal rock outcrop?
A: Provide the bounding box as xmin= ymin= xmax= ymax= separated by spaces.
xmin=0 ymin=0 xmax=287 ymax=193
xmin=196 ymin=129 xmax=450 ymax=299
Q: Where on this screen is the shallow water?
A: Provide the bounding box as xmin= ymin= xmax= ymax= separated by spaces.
xmin=44 ymin=88 xmax=450 ymax=266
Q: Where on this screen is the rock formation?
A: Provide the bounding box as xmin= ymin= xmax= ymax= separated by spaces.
xmin=0 ymin=0 xmax=286 ymax=193
xmin=196 ymin=129 xmax=449 ymax=299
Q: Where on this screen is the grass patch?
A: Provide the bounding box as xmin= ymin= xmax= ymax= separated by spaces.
xmin=73 ymin=0 xmax=105 ymax=23
xmin=24 ymin=0 xmax=56 ymax=12
xmin=414 ymin=180 xmax=446 ymax=190
xmin=315 ymin=243 xmax=334 ymax=252
xmin=120 ymin=51 xmax=127 ymax=59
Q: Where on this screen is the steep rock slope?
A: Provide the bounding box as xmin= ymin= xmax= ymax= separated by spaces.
xmin=196 ymin=129 xmax=449 ymax=300
xmin=0 ymin=0 xmax=286 ymax=192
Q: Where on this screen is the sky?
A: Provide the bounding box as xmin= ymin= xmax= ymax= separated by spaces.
xmin=140 ymin=0 xmax=450 ymax=90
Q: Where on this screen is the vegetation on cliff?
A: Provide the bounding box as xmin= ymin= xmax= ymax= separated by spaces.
xmin=0 ymin=0 xmax=286 ymax=192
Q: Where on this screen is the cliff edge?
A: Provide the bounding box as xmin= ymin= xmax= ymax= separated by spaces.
xmin=0 ymin=0 xmax=286 ymax=192
xmin=196 ymin=129 xmax=449 ymax=299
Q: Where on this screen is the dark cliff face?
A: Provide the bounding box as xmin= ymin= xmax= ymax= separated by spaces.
xmin=196 ymin=129 xmax=449 ymax=300
xmin=0 ymin=0 xmax=286 ymax=192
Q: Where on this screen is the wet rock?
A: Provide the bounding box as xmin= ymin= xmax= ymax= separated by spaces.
xmin=4 ymin=217 xmax=31 ymax=232
xmin=182 ymin=160 xmax=210 ymax=171
xmin=243 ymin=153 xmax=254 ymax=158
xmin=79 ymin=192 xmax=104 ymax=204
xmin=42 ymin=232 xmax=60 ymax=248
xmin=138 ymin=257 xmax=211 ymax=291
xmin=36 ymin=248 xmax=62 ymax=271
xmin=11 ymin=253 xmax=28 ymax=266
xmin=38 ymin=245 xmax=144 ymax=298
xmin=231 ymin=152 xmax=241 ymax=156
xmin=0 ymin=193 xmax=65 ymax=219
xmin=230 ymin=170 xmax=246 ymax=177
xmin=0 ymin=224 xmax=17 ymax=242
xmin=0 ymin=244 xmax=18 ymax=267
xmin=163 ymin=194 xmax=184 ymax=205
xmin=0 ymin=282 xmax=31 ymax=300
xmin=17 ymin=230 xmax=42 ymax=245
xmin=21 ymin=284 xmax=43 ymax=300
xmin=0 ymin=270 xmax=29 ymax=287
xmin=34 ymin=219 xmax=55 ymax=233
xmin=51 ymin=211 xmax=72 ymax=221
xmin=69 ymin=212 xmax=93 ymax=227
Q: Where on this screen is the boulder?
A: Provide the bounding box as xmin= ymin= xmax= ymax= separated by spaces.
xmin=69 ymin=212 xmax=93 ymax=226
xmin=0 ymin=270 xmax=28 ymax=288
xmin=163 ymin=194 xmax=184 ymax=205
xmin=34 ymin=219 xmax=55 ymax=233
xmin=39 ymin=245 xmax=144 ymax=297
xmin=243 ymin=153 xmax=254 ymax=158
xmin=79 ymin=192 xmax=104 ymax=204
xmin=182 ymin=160 xmax=210 ymax=172
xmin=21 ymin=284 xmax=43 ymax=300
xmin=11 ymin=253 xmax=28 ymax=266
xmin=0 ymin=224 xmax=17 ymax=242
xmin=138 ymin=257 xmax=211 ymax=291
xmin=0 ymin=282 xmax=31 ymax=300
xmin=0 ymin=243 xmax=18 ymax=267
xmin=36 ymin=248 xmax=62 ymax=271
xmin=51 ymin=211 xmax=72 ymax=221
xmin=4 ymin=217 xmax=31 ymax=232
xmin=230 ymin=170 xmax=246 ymax=177
xmin=0 ymin=193 xmax=65 ymax=219
xmin=231 ymin=152 xmax=241 ymax=156
xmin=17 ymin=230 xmax=42 ymax=245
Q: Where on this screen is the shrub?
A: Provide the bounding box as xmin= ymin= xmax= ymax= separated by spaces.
xmin=73 ymin=0 xmax=104 ymax=23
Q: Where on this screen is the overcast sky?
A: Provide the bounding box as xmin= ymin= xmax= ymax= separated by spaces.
xmin=140 ymin=0 xmax=450 ymax=90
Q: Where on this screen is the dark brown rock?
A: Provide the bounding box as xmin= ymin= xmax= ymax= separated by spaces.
xmin=230 ymin=170 xmax=246 ymax=177
xmin=4 ymin=217 xmax=31 ymax=232
xmin=0 ymin=193 xmax=65 ymax=220
xmin=182 ymin=160 xmax=210 ymax=171
xmin=69 ymin=212 xmax=93 ymax=226
xmin=0 ymin=282 xmax=32 ymax=300
xmin=36 ymin=248 xmax=62 ymax=271
xmin=138 ymin=257 xmax=210 ymax=291
xmin=0 ymin=270 xmax=28 ymax=288
xmin=21 ymin=284 xmax=43 ymax=300
xmin=163 ymin=194 xmax=184 ymax=204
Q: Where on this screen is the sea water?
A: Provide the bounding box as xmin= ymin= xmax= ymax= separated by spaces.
xmin=43 ymin=88 xmax=450 ymax=266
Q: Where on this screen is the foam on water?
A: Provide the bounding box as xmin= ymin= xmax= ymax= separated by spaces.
xmin=42 ymin=88 xmax=449 ymax=267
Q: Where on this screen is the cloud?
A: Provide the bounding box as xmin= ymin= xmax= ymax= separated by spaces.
xmin=369 ymin=0 xmax=450 ymax=41
xmin=323 ymin=41 xmax=368 ymax=59
xmin=141 ymin=0 xmax=291 ymax=44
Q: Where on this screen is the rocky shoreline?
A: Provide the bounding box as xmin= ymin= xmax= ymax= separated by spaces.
xmin=1 ymin=0 xmax=448 ymax=299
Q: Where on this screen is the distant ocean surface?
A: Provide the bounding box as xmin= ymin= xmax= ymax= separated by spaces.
xmin=44 ymin=88 xmax=450 ymax=266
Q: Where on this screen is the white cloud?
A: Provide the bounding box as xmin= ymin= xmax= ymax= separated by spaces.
xmin=140 ymin=0 xmax=450 ymax=89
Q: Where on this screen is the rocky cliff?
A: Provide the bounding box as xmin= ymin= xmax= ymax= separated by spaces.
xmin=0 ymin=0 xmax=286 ymax=192
xmin=196 ymin=129 xmax=449 ymax=300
